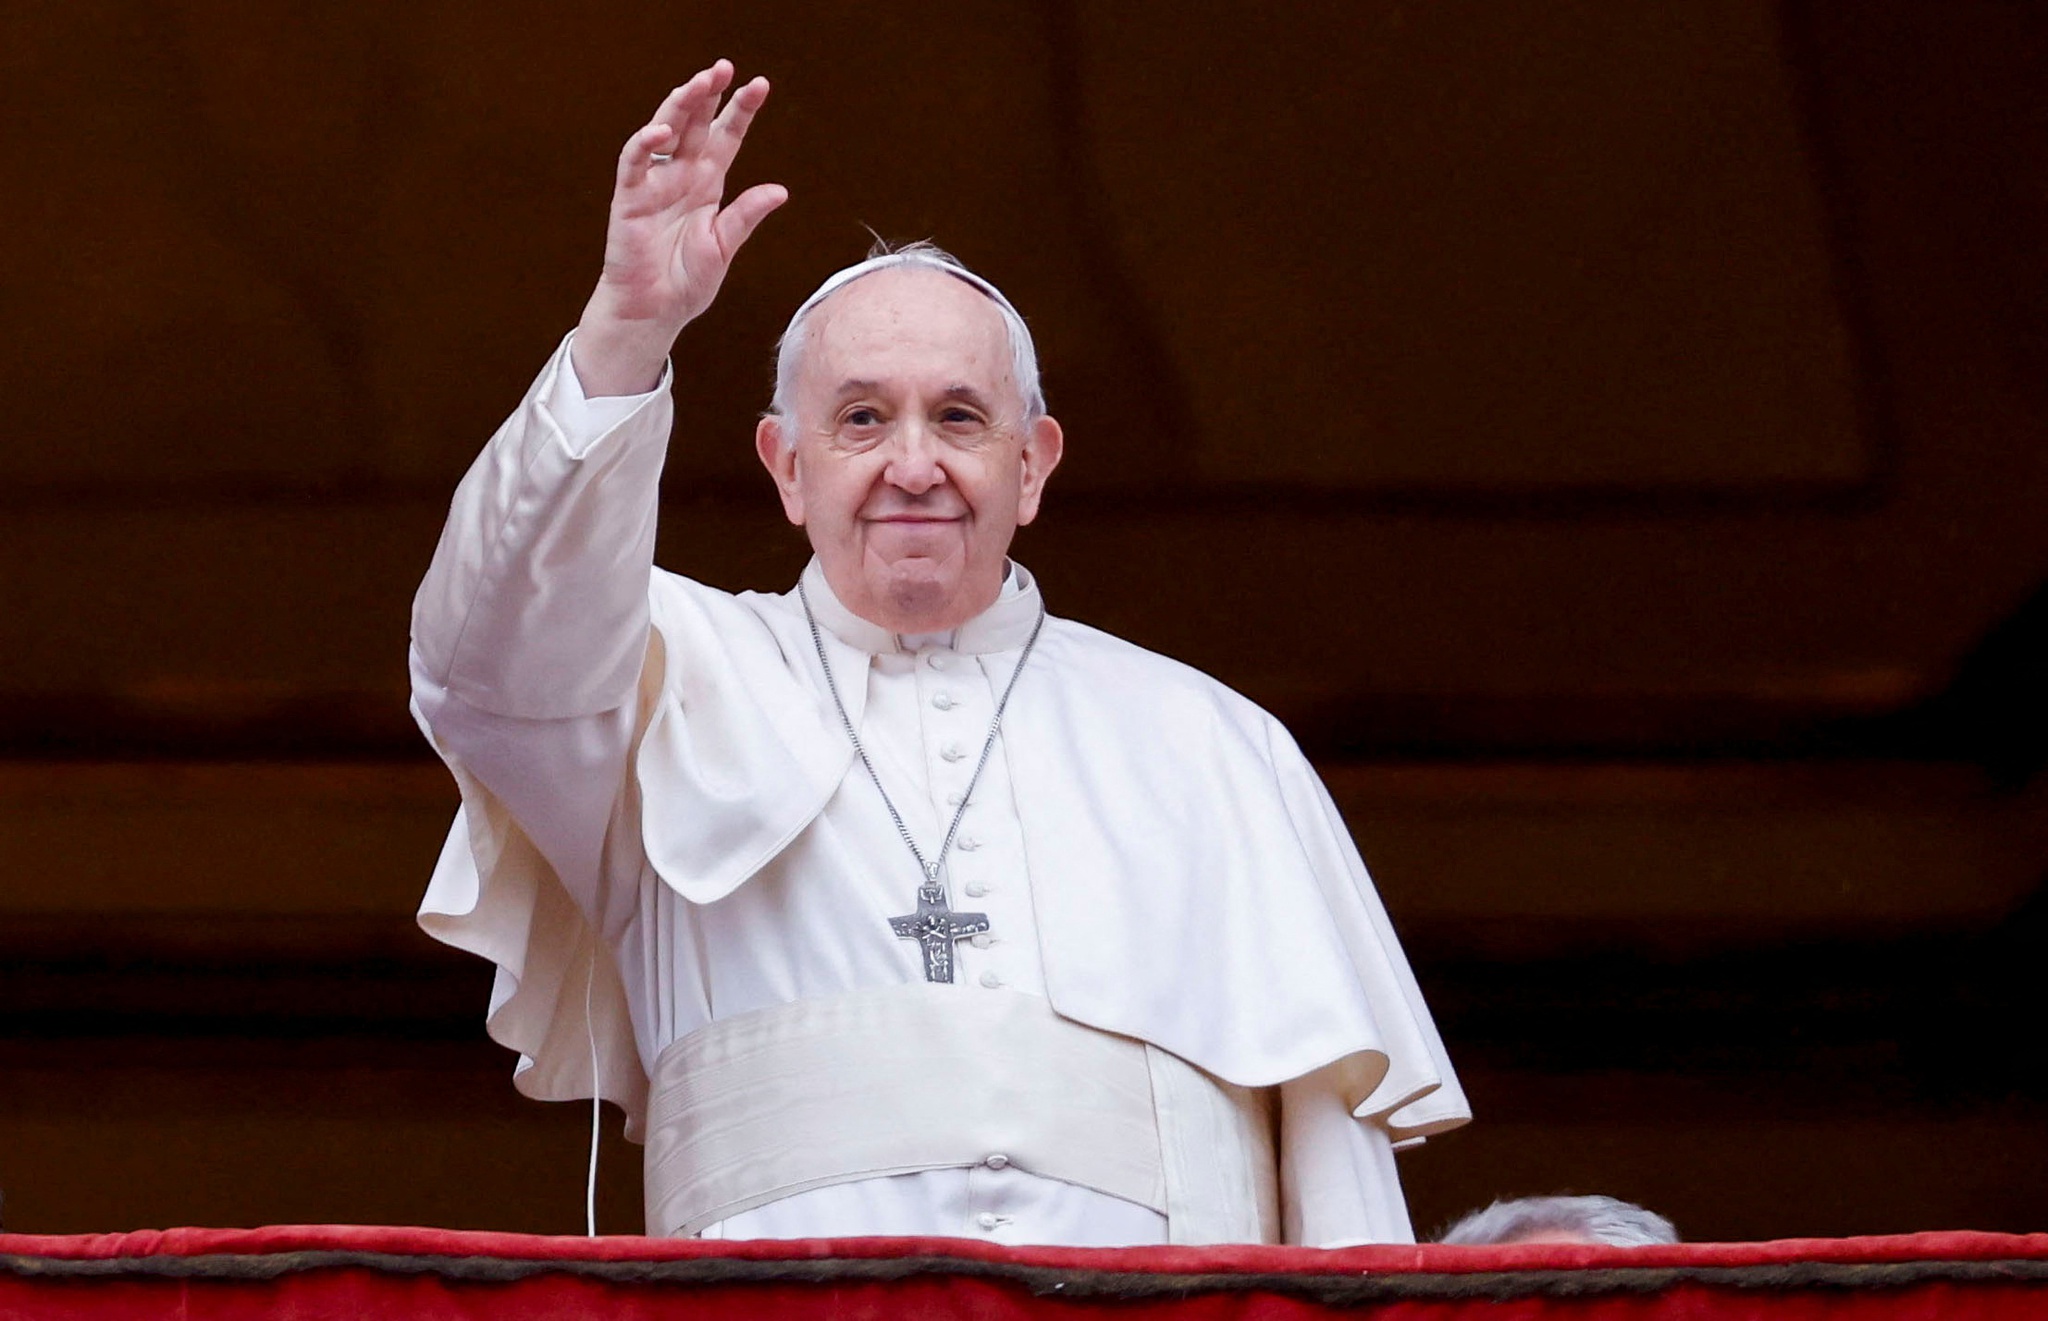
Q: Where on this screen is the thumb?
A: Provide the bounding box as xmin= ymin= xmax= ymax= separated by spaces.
xmin=714 ymin=183 xmax=790 ymax=260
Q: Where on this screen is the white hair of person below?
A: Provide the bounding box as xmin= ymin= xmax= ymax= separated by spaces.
xmin=1437 ymin=1194 xmax=1679 ymax=1247
xmin=768 ymin=240 xmax=1045 ymax=425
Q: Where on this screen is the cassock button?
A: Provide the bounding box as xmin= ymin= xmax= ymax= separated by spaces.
xmin=928 ymin=653 xmax=950 ymax=671
xmin=964 ymin=881 xmax=990 ymax=897
xmin=947 ymin=791 xmax=970 ymax=807
xmin=984 ymin=1153 xmax=1010 ymax=1170
xmin=957 ymin=836 xmax=981 ymax=852
xmin=970 ymin=933 xmax=993 ymax=949
xmin=932 ymin=693 xmax=956 ymax=710
xmin=940 ymin=742 xmax=967 ymax=762
xmin=979 ymin=971 xmax=1003 ymax=989
xmin=976 ymin=1212 xmax=1000 ymax=1231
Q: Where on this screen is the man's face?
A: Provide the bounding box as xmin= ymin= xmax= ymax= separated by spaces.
xmin=756 ymin=268 xmax=1063 ymax=633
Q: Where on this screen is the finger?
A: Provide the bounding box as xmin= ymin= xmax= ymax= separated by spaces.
xmin=675 ymin=60 xmax=737 ymax=160
xmin=645 ymin=72 xmax=706 ymax=139
xmin=714 ymin=76 xmax=771 ymax=137
xmin=637 ymin=63 xmax=725 ymax=161
xmin=615 ymin=121 xmax=678 ymax=189
xmin=705 ymin=76 xmax=771 ymax=171
xmin=714 ymin=181 xmax=789 ymax=258
xmin=664 ymin=60 xmax=731 ymax=117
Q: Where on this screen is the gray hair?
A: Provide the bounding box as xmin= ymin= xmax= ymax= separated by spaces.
xmin=768 ymin=240 xmax=1044 ymax=425
xmin=1437 ymin=1195 xmax=1679 ymax=1248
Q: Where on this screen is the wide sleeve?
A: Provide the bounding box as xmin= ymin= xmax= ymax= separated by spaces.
xmin=407 ymin=334 xmax=674 ymax=1135
xmin=412 ymin=332 xmax=673 ymax=720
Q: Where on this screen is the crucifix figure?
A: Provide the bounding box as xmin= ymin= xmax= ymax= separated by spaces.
xmin=889 ymin=881 xmax=990 ymax=984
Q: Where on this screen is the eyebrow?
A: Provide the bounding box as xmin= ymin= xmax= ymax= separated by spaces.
xmin=937 ymin=384 xmax=995 ymax=411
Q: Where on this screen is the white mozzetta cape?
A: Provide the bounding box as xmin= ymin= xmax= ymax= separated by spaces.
xmin=412 ymin=340 xmax=1469 ymax=1169
xmin=632 ymin=582 xmax=1467 ymax=1137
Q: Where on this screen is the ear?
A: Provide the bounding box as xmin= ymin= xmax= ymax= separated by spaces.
xmin=755 ymin=415 xmax=806 ymax=526
xmin=1014 ymin=413 xmax=1064 ymax=527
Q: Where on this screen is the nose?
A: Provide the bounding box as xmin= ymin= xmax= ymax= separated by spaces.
xmin=882 ymin=417 xmax=945 ymax=495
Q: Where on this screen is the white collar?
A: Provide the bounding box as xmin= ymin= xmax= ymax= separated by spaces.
xmin=797 ymin=558 xmax=1043 ymax=656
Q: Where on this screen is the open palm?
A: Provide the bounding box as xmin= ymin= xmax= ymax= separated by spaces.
xmin=576 ymin=61 xmax=787 ymax=395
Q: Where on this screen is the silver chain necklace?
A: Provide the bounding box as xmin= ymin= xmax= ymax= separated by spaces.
xmin=799 ymin=578 xmax=1046 ymax=983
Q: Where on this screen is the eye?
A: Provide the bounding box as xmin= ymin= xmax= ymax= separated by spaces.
xmin=939 ymin=406 xmax=983 ymax=426
xmin=842 ymin=406 xmax=882 ymax=428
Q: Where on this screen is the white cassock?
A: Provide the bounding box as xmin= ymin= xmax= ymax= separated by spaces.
xmin=411 ymin=336 xmax=1470 ymax=1248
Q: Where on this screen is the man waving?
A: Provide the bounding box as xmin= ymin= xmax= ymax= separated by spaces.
xmin=413 ymin=60 xmax=1467 ymax=1246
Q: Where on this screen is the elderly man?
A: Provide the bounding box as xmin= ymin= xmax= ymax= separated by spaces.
xmin=412 ymin=60 xmax=1466 ymax=1247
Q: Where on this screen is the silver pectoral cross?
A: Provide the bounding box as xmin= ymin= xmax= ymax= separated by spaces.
xmin=889 ymin=878 xmax=990 ymax=984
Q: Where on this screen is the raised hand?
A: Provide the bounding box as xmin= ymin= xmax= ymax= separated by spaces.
xmin=573 ymin=61 xmax=789 ymax=396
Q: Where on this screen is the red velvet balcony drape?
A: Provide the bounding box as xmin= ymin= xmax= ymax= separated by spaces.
xmin=3 ymin=1225 xmax=2046 ymax=1318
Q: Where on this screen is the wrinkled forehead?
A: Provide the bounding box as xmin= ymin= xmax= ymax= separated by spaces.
xmin=799 ymin=268 xmax=1016 ymax=384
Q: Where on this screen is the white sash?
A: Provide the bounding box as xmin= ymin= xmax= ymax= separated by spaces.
xmin=642 ymin=984 xmax=1278 ymax=1242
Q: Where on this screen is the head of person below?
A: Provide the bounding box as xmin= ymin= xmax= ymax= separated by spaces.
xmin=752 ymin=251 xmax=1064 ymax=637
xmin=1437 ymin=1195 xmax=1680 ymax=1248
xmin=414 ymin=59 xmax=1469 ymax=1249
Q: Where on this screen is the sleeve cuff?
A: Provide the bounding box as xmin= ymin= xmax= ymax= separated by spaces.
xmin=548 ymin=335 xmax=667 ymax=440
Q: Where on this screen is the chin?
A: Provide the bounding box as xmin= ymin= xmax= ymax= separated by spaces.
xmin=878 ymin=566 xmax=967 ymax=629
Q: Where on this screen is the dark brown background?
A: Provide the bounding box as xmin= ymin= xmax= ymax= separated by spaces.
xmin=3 ymin=0 xmax=2045 ymax=1240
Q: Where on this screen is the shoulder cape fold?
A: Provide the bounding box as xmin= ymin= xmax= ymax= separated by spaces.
xmin=417 ymin=579 xmax=1468 ymax=1147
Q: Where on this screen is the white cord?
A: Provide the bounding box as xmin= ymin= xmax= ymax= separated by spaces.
xmin=584 ymin=955 xmax=601 ymax=1237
